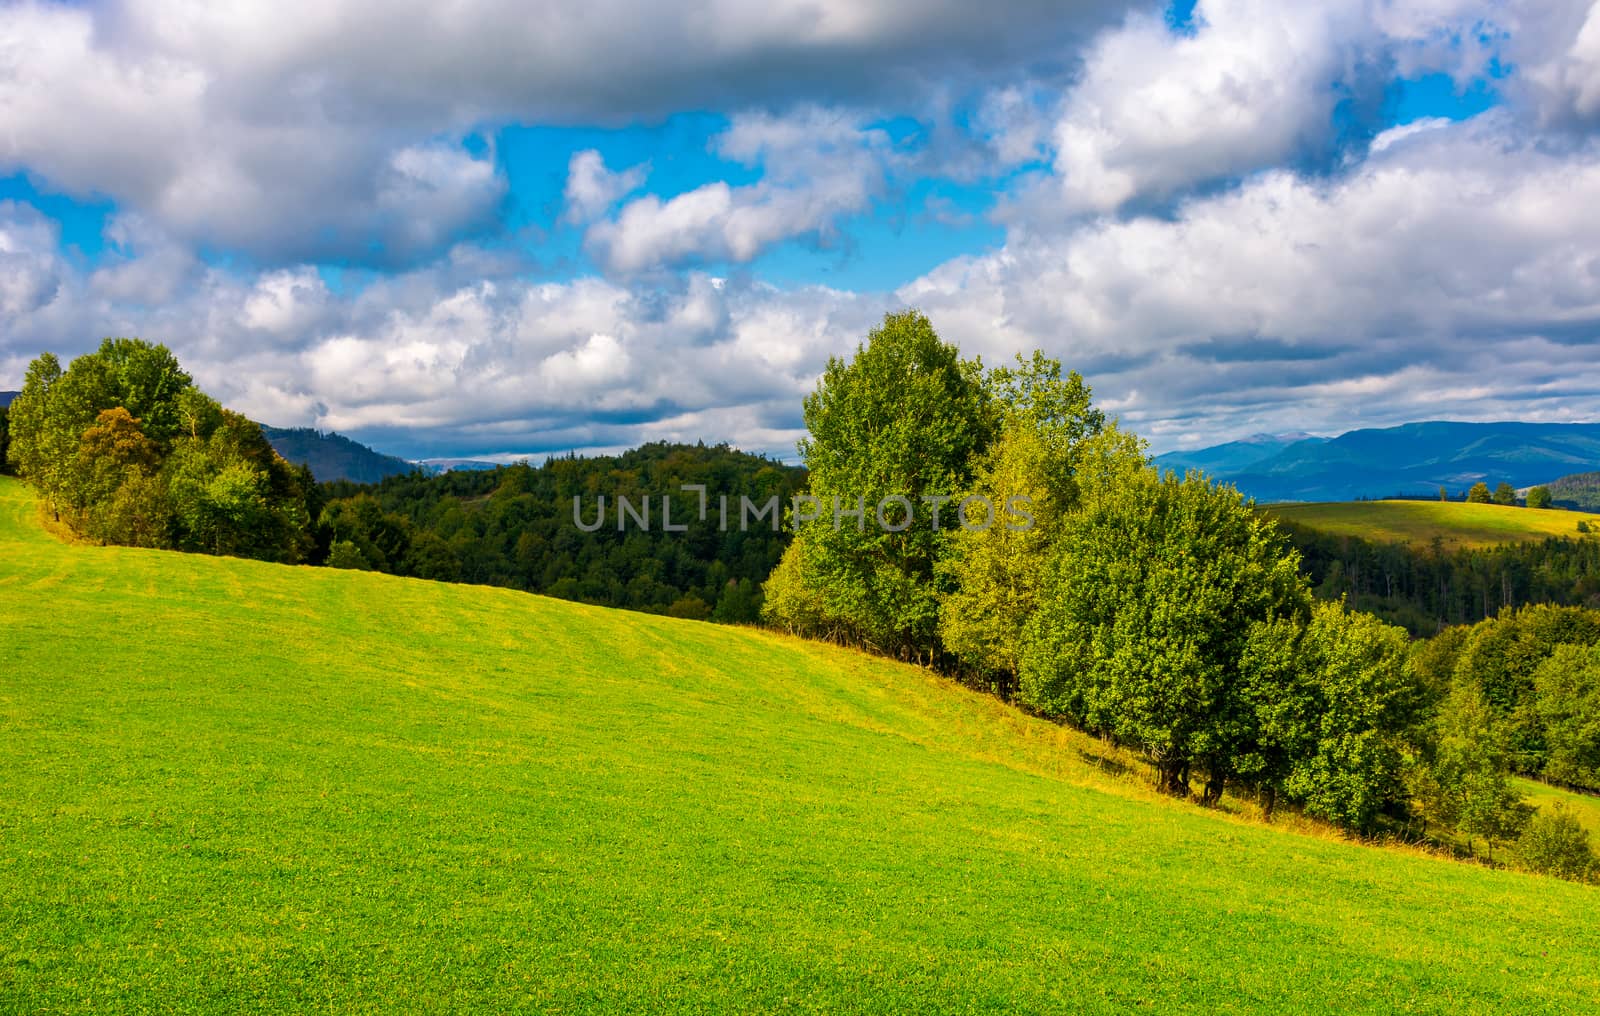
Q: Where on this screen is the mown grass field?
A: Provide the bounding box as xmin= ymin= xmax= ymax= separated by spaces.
xmin=1265 ymin=499 xmax=1598 ymax=550
xmin=2 ymin=475 xmax=1597 ymax=1013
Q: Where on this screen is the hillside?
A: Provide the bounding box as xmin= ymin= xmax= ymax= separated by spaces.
xmin=1168 ymin=421 xmax=1600 ymax=502
xmin=1266 ymin=499 xmax=1597 ymax=551
xmin=0 ymin=389 xmax=17 ymax=408
xmin=261 ymin=424 xmax=416 ymax=484
xmin=1 ymin=474 xmax=1597 ymax=1012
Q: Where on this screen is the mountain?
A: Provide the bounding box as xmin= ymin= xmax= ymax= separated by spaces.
xmin=0 ymin=391 xmax=18 ymax=409
xmin=1173 ymin=421 xmax=1600 ymax=502
xmin=261 ymin=425 xmax=416 ymax=484
xmin=416 ymin=457 xmax=503 ymax=474
xmin=1153 ymin=432 xmax=1324 ymax=476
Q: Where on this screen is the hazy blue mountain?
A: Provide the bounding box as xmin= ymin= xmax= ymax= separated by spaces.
xmin=262 ymin=426 xmax=416 ymax=484
xmin=1153 ymin=432 xmax=1324 ymax=476
xmin=1177 ymin=421 xmax=1600 ymax=502
xmin=416 ymin=458 xmax=503 ymax=474
xmin=0 ymin=391 xmax=18 ymax=408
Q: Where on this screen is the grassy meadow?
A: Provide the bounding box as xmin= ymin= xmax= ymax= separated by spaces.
xmin=1265 ymin=499 xmax=1598 ymax=550
xmin=2 ymin=475 xmax=1598 ymax=1013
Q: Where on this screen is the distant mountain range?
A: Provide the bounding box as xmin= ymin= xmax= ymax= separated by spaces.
xmin=0 ymin=390 xmax=18 ymax=409
xmin=415 ymin=458 xmax=502 ymax=475
xmin=1151 ymin=432 xmax=1325 ymax=476
xmin=261 ymin=426 xmax=417 ymax=485
xmin=1155 ymin=422 xmax=1600 ymax=503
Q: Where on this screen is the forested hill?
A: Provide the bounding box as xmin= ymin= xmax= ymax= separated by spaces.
xmin=262 ymin=425 xmax=415 ymax=484
xmin=0 ymin=390 xmax=17 ymax=408
xmin=313 ymin=441 xmax=806 ymax=622
xmin=1547 ymin=471 xmax=1600 ymax=511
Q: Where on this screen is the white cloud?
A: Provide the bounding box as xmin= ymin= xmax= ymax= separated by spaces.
xmin=903 ymin=114 xmax=1600 ymax=442
xmin=584 ymin=108 xmax=894 ymax=273
xmin=562 ymin=151 xmax=649 ymax=224
xmin=0 ymin=0 xmax=1130 ymax=266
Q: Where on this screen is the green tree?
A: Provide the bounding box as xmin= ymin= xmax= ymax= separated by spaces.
xmin=789 ymin=310 xmax=994 ymax=659
xmin=940 ymin=355 xmax=1127 ymax=686
xmin=1532 ymin=644 xmax=1600 ymax=789
xmin=1431 ymin=679 xmax=1531 ymax=858
xmin=1467 ymin=482 xmax=1493 ymax=504
xmin=1438 ymin=485 xmax=1449 ymax=502
xmin=1493 ymin=482 xmax=1518 ymax=506
xmin=1514 ymin=805 xmax=1598 ymax=882
xmin=164 ymin=411 xmax=311 ymax=561
xmin=1019 ymin=467 xmax=1306 ymax=798
xmin=0 ymin=403 xmax=9 ymax=475
xmin=1280 ymin=603 xmax=1424 ymax=831
xmin=1526 ymin=485 xmax=1553 ymax=510
xmin=6 ymin=353 xmax=69 ymax=509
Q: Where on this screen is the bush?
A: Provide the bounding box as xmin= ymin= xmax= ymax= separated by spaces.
xmin=1514 ymin=804 xmax=1598 ymax=882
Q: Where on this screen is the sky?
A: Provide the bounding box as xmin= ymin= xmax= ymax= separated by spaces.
xmin=3 ymin=0 xmax=1600 ymax=462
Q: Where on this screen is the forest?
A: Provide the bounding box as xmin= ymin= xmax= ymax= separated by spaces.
xmin=1283 ymin=523 xmax=1600 ymax=633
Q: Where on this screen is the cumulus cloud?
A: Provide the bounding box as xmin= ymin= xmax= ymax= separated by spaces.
xmin=0 ymin=203 xmax=65 ymax=317
xmin=0 ymin=0 xmax=1129 ymax=266
xmin=584 ymin=108 xmax=895 ymax=273
xmin=562 ymin=151 xmax=649 ymax=224
xmin=902 ymin=114 xmax=1600 ymax=445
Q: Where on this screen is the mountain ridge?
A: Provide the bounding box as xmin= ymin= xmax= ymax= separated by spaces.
xmin=1159 ymin=421 xmax=1600 ymax=502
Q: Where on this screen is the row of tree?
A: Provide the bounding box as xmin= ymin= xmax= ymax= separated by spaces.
xmin=760 ymin=312 xmax=1596 ymax=879
xmin=1455 ymin=481 xmax=1545 ymax=506
xmin=762 ymin=313 xmax=1430 ymax=830
xmin=5 ymin=341 xmax=313 ymax=561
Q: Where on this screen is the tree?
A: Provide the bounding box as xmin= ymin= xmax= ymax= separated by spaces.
xmin=1532 ymin=644 xmax=1600 ymax=789
xmin=1019 ymin=467 xmax=1307 ymax=799
xmin=787 ymin=311 xmax=994 ymax=659
xmin=940 ymin=354 xmax=1125 ymax=687
xmin=1515 ymin=805 xmax=1598 ymax=882
xmin=1467 ymin=482 xmax=1493 ymax=504
xmin=1430 ymin=679 xmax=1531 ymax=858
xmin=5 ymin=352 xmax=67 ymax=507
xmin=1526 ymin=486 xmax=1553 ymax=510
xmin=1493 ymin=482 xmax=1518 ymax=506
xmin=70 ymin=408 xmax=164 ymax=544
xmin=0 ymin=403 xmax=9 ymax=475
xmin=1439 ymin=486 xmax=1449 ymax=502
xmin=1279 ymin=603 xmax=1424 ymax=831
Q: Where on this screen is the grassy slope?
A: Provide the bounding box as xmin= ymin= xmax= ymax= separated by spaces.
xmin=1266 ymin=499 xmax=1598 ymax=551
xmin=1 ymin=476 xmax=1597 ymax=1014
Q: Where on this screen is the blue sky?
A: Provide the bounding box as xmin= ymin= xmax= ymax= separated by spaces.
xmin=3 ymin=0 xmax=1600 ymax=461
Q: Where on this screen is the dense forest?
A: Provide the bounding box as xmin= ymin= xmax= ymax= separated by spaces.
xmin=1283 ymin=523 xmax=1600 ymax=633
xmin=310 ymin=443 xmax=806 ymax=622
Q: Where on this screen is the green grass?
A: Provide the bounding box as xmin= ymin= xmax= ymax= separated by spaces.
xmin=1265 ymin=499 xmax=1599 ymax=550
xmin=2 ymin=475 xmax=1597 ymax=1014
xmin=1516 ymin=779 xmax=1600 ymax=839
